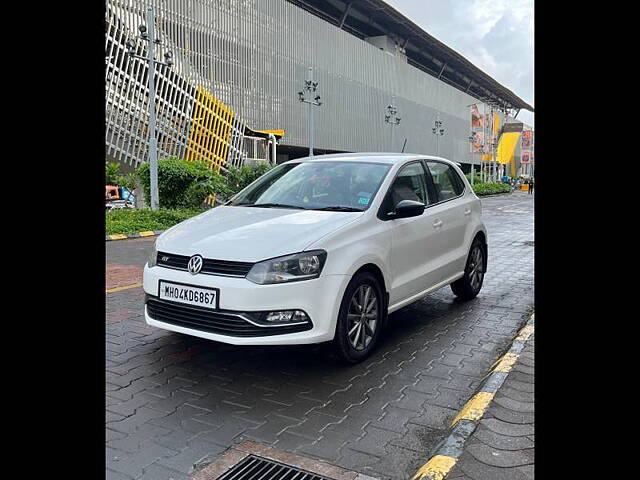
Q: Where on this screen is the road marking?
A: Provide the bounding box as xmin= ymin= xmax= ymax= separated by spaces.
xmin=411 ymin=316 xmax=535 ymax=480
xmin=515 ymin=325 xmax=535 ymax=342
xmin=451 ymin=391 xmax=495 ymax=426
xmin=411 ymin=455 xmax=457 ymax=480
xmin=106 ymin=283 xmax=143 ymax=293
xmin=493 ymin=352 xmax=519 ymax=372
xmin=108 ymin=234 xmax=128 ymax=240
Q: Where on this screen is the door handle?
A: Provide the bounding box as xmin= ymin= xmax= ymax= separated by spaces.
xmin=433 ymin=219 xmax=443 ymax=228
xmin=464 ymin=208 xmax=472 ymax=216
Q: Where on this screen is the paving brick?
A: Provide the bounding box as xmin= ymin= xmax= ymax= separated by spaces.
xmin=407 ymin=404 xmax=458 ymax=430
xmin=105 ymin=193 xmax=534 ymax=478
xmin=108 ymin=440 xmax=179 ymax=478
xmin=451 ymin=450 xmax=533 ymax=480
xmin=493 ymin=395 xmax=534 ymax=413
xmin=348 ymin=425 xmax=403 ymax=457
xmin=482 ymin=418 xmax=534 ymax=437
xmin=473 ymin=424 xmax=534 ymax=451
xmin=466 ymin=438 xmax=534 ymax=468
xmin=156 ymin=440 xmax=227 ymax=474
xmin=138 ymin=463 xmax=191 ymax=480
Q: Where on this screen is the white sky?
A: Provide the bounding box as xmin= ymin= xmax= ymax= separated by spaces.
xmin=383 ymin=0 xmax=534 ymax=126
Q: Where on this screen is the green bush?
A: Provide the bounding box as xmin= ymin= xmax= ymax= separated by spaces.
xmin=106 ymin=208 xmax=203 ymax=235
xmin=471 ymin=182 xmax=511 ymax=196
xmin=136 ymin=157 xmax=225 ymax=209
xmin=105 ymin=162 xmax=137 ymax=192
xmin=105 ymin=162 xmax=121 ymax=185
xmin=465 ymin=171 xmax=484 ymax=185
xmin=220 ymin=163 xmax=274 ymax=199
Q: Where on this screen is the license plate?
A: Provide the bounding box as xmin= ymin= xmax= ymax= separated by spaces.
xmin=158 ymin=281 xmax=218 ymax=310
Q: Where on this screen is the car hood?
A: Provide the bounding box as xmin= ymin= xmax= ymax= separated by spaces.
xmin=156 ymin=205 xmax=363 ymax=262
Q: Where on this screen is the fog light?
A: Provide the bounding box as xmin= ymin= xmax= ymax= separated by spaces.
xmin=265 ymin=310 xmax=309 ymax=323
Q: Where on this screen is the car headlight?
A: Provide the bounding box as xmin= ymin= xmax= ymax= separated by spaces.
xmin=246 ymin=250 xmax=327 ymax=285
xmin=147 ymin=244 xmax=158 ymax=268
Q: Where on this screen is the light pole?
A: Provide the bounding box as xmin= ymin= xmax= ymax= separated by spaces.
xmin=432 ymin=113 xmax=445 ymax=156
xmin=468 ymin=132 xmax=477 ymax=185
xmin=384 ymin=99 xmax=401 ymax=151
xmin=298 ymin=67 xmax=322 ymax=156
xmin=125 ymin=7 xmax=173 ymax=210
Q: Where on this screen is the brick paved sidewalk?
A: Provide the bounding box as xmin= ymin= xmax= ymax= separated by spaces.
xmin=447 ymin=332 xmax=534 ymax=480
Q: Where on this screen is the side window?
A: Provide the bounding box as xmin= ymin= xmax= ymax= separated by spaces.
xmin=426 ymin=162 xmax=464 ymax=201
xmin=384 ymin=162 xmax=430 ymax=213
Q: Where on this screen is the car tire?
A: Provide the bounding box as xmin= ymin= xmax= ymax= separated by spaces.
xmin=451 ymin=237 xmax=486 ymax=300
xmin=333 ymin=272 xmax=386 ymax=364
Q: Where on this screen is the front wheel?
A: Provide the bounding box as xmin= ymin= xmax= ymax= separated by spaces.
xmin=333 ymin=272 xmax=386 ymax=363
xmin=451 ymin=238 xmax=486 ymax=300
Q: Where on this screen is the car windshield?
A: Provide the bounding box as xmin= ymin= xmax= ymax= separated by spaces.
xmin=228 ymin=161 xmax=392 ymax=211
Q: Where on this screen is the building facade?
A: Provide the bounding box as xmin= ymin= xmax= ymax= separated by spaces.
xmin=105 ymin=0 xmax=533 ymax=171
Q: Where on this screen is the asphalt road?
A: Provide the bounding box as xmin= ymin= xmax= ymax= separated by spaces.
xmin=106 ymin=191 xmax=534 ymax=480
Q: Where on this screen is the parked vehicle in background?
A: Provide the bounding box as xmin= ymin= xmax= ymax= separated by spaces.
xmin=143 ymin=153 xmax=488 ymax=362
xmin=106 ymin=185 xmax=135 ymax=211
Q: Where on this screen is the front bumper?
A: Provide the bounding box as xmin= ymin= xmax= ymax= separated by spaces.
xmin=143 ymin=264 xmax=351 ymax=345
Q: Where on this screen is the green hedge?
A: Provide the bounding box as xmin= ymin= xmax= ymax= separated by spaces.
xmin=106 ymin=208 xmax=202 ymax=235
xmin=136 ymin=157 xmax=226 ymax=209
xmin=221 ymin=163 xmax=274 ymax=199
xmin=471 ymin=182 xmax=511 ymax=196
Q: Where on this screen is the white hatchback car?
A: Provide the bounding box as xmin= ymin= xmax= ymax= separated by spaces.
xmin=143 ymin=153 xmax=487 ymax=362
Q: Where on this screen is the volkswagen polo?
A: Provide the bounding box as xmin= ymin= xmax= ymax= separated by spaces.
xmin=143 ymin=153 xmax=487 ymax=362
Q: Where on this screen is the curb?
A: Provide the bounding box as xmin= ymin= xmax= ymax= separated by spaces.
xmin=411 ymin=312 xmax=535 ymax=480
xmin=106 ymin=230 xmax=165 ymax=241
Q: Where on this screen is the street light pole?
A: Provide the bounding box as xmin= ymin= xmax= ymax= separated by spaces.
xmin=125 ymin=7 xmax=173 ymax=210
xmin=384 ymin=99 xmax=401 ymax=151
xmin=468 ymin=133 xmax=476 ymax=185
xmin=298 ymin=67 xmax=322 ymax=156
xmin=146 ymin=9 xmax=159 ymax=211
xmin=432 ymin=113 xmax=445 ymax=156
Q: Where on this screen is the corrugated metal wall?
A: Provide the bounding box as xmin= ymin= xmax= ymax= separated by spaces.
xmin=106 ymin=0 xmax=494 ymax=167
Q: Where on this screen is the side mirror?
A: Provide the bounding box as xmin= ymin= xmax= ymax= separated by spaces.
xmin=390 ymin=199 xmax=425 ymax=219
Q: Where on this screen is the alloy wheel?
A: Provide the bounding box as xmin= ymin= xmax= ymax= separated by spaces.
xmin=347 ymin=284 xmax=378 ymax=351
xmin=468 ymin=245 xmax=484 ymax=291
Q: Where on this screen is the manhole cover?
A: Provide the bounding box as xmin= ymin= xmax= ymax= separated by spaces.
xmin=218 ymin=455 xmax=332 ymax=480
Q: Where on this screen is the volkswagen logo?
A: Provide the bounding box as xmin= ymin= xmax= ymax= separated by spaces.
xmin=187 ymin=255 xmax=203 ymax=275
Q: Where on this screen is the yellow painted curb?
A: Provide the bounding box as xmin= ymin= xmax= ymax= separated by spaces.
xmin=109 ymin=234 xmax=128 ymax=240
xmin=451 ymin=391 xmax=495 ymax=426
xmin=106 ymin=283 xmax=143 ymax=294
xmin=515 ymin=324 xmax=535 ymax=342
xmin=138 ymin=231 xmax=156 ymax=237
xmin=411 ymin=455 xmax=457 ymax=480
xmin=494 ymin=352 xmax=519 ymax=373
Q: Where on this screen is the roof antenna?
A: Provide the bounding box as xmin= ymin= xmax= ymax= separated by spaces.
xmin=401 ymin=138 xmax=407 ymax=153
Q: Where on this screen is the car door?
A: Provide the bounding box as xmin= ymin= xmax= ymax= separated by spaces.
xmin=381 ymin=161 xmax=443 ymax=305
xmin=423 ymin=160 xmax=472 ymax=281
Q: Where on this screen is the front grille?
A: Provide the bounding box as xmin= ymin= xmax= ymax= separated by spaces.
xmin=218 ymin=455 xmax=332 ymax=480
xmin=157 ymin=251 xmax=254 ymax=277
xmin=146 ymin=298 xmax=313 ymax=337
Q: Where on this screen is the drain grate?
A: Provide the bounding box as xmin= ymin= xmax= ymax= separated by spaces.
xmin=218 ymin=455 xmax=334 ymax=480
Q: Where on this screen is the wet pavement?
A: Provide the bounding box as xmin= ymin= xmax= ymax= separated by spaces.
xmin=106 ymin=191 xmax=534 ymax=480
xmin=448 ymin=327 xmax=535 ymax=480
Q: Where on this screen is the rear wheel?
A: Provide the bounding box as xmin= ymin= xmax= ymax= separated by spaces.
xmin=334 ymin=272 xmax=385 ymax=363
xmin=451 ymin=238 xmax=486 ymax=300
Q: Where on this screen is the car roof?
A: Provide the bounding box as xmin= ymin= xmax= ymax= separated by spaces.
xmin=294 ymin=152 xmax=457 ymax=166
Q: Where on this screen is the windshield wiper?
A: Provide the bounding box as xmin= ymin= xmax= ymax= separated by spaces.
xmin=250 ymin=203 xmax=308 ymax=209
xmin=313 ymin=206 xmax=363 ymax=212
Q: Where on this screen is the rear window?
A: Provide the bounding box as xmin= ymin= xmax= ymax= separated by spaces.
xmin=426 ymin=161 xmax=464 ymax=201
